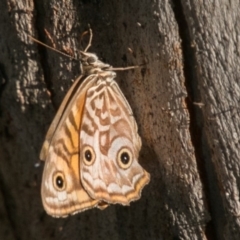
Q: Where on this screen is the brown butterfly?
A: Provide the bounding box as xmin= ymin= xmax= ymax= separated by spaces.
xmin=38 ymin=31 xmax=150 ymax=217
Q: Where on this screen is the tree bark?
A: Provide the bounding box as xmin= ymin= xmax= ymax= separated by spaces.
xmin=0 ymin=0 xmax=238 ymax=239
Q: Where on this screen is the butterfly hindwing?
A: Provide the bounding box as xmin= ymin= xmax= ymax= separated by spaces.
xmin=79 ymin=76 xmax=150 ymax=205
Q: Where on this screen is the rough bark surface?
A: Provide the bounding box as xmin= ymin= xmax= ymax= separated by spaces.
xmin=181 ymin=1 xmax=240 ymax=239
xmin=0 ymin=0 xmax=238 ymax=240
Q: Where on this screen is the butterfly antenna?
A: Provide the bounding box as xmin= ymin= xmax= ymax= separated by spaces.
xmin=110 ymin=61 xmax=148 ymax=71
xmin=84 ymin=26 xmax=93 ymax=52
xmin=27 ymin=34 xmax=78 ymax=60
xmin=110 ymin=66 xmax=139 ymax=71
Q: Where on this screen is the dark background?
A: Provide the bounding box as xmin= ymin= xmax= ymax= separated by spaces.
xmin=0 ymin=0 xmax=239 ymax=239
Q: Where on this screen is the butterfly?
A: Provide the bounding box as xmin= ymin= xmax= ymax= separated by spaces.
xmin=39 ymin=31 xmax=150 ymax=217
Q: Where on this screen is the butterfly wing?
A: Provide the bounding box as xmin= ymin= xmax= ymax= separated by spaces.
xmin=40 ymin=75 xmax=101 ymax=217
xmin=80 ymin=77 xmax=150 ymax=205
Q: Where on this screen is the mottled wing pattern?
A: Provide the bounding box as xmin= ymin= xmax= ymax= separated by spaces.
xmin=40 ymin=75 xmax=101 ymax=217
xmin=80 ymin=75 xmax=150 ymax=205
xmin=40 ymin=75 xmax=83 ymax=160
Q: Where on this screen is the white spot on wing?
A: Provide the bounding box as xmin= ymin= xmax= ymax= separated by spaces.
xmin=107 ymin=183 xmax=122 ymax=194
xmin=100 ymin=134 xmax=106 ymax=146
xmin=94 ymin=96 xmax=103 ymax=109
xmin=132 ymin=172 xmax=143 ymax=185
xmin=58 ymin=191 xmax=67 ymax=201
xmin=94 ymin=179 xmax=107 ymax=191
xmin=121 ymin=185 xmax=133 ymax=195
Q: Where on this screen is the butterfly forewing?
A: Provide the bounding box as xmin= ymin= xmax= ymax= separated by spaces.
xmin=41 ymin=75 xmax=102 ymax=217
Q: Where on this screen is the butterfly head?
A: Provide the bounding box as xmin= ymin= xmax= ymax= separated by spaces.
xmin=79 ymin=51 xmax=112 ymax=75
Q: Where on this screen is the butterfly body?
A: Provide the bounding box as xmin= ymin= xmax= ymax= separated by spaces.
xmin=40 ymin=51 xmax=150 ymax=217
